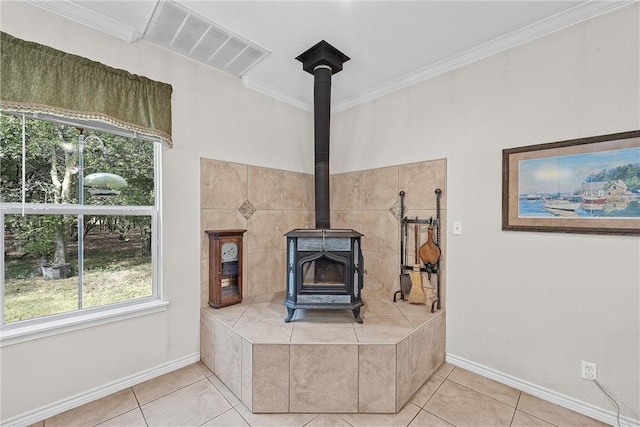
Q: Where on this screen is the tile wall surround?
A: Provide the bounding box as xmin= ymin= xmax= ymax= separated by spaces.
xmin=200 ymin=157 xmax=446 ymax=307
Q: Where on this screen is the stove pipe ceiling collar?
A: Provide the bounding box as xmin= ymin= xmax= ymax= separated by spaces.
xmin=296 ymin=41 xmax=350 ymax=230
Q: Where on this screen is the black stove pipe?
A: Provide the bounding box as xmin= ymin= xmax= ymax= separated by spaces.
xmin=296 ymin=40 xmax=350 ymax=230
xmin=313 ymin=64 xmax=332 ymax=230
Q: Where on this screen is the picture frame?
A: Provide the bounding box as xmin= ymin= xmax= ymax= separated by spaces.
xmin=502 ymin=130 xmax=640 ymax=235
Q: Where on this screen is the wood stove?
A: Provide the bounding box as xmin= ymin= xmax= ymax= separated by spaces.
xmin=284 ymin=41 xmax=365 ymax=323
xmin=284 ymin=229 xmax=364 ymax=323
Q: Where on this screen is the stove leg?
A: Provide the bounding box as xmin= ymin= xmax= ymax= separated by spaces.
xmin=284 ymin=307 xmax=295 ymax=323
xmin=353 ymin=307 xmax=363 ymax=324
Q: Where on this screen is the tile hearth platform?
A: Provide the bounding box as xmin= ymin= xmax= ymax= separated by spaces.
xmin=200 ymin=290 xmax=445 ymax=414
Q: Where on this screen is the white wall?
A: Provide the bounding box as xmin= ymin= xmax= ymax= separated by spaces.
xmin=0 ymin=1 xmax=312 ymax=422
xmin=332 ymin=4 xmax=639 ymax=422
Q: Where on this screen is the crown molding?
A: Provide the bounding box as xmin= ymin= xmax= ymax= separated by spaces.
xmin=27 ymin=0 xmax=144 ymax=43
xmin=242 ymin=76 xmax=312 ymax=112
xmin=244 ymin=0 xmax=632 ymax=113
xmin=331 ymin=1 xmax=632 ymax=113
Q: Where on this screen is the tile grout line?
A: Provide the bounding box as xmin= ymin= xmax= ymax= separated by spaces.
xmin=423 ymin=408 xmax=455 ymax=427
xmin=130 ymin=387 xmax=150 ymax=427
xmin=445 ymin=373 xmax=521 ymax=409
xmin=138 ymin=375 xmax=209 ymax=408
xmin=196 ymin=407 xmax=234 ymax=427
xmin=443 ymin=376 xmax=521 ymax=412
xmin=420 ymin=371 xmax=448 ymax=410
xmin=508 ymin=392 xmax=524 ymax=426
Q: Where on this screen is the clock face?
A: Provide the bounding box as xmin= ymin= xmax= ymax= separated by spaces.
xmin=221 ymin=242 xmax=238 ymax=262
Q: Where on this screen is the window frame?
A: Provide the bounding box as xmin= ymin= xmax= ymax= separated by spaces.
xmin=0 ymin=115 xmax=166 ymax=347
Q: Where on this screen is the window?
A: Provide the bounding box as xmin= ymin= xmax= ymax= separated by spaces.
xmin=1 ymin=114 xmax=162 ymax=333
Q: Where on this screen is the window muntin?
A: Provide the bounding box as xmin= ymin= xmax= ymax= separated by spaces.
xmin=1 ymin=114 xmax=160 ymax=327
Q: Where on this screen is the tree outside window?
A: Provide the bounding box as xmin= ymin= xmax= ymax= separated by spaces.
xmin=1 ymin=115 xmax=159 ymax=324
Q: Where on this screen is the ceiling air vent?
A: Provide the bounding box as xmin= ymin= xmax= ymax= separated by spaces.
xmin=143 ymin=1 xmax=269 ymax=77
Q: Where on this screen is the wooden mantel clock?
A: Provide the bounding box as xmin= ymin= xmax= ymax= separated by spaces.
xmin=206 ymin=229 xmax=246 ymax=308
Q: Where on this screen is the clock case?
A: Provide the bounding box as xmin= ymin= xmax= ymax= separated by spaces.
xmin=206 ymin=229 xmax=246 ymax=308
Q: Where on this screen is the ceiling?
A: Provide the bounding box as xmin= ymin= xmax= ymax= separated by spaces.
xmin=29 ymin=0 xmax=629 ymax=112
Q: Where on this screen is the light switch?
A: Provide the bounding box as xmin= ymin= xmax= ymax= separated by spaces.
xmin=453 ymin=221 xmax=462 ymax=235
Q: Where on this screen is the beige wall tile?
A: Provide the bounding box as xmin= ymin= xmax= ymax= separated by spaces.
xmin=200 ymin=311 xmax=215 ymax=372
xmin=214 ymin=320 xmax=243 ymax=398
xmin=331 ymin=210 xmax=361 ymax=231
xmin=331 ymin=171 xmax=362 ymax=211
xmin=399 ymin=159 xmax=446 ymax=210
xmin=359 ymin=344 xmax=396 ymax=413
xmin=252 ymin=344 xmax=290 ymax=413
xmin=241 ymin=338 xmax=252 ymax=409
xmin=362 ymin=166 xmax=399 ymax=211
xmin=431 ymin=311 xmax=446 ymax=372
xmin=290 ymin=318 xmax=357 ymax=343
xmin=290 ymin=344 xmax=358 ymax=413
xmin=284 ymin=171 xmax=314 ymax=211
xmin=361 ymin=210 xmax=398 ymax=254
xmin=201 ymin=257 xmax=209 ymax=307
xmin=396 ymin=320 xmax=436 ymax=409
xmin=247 ymin=210 xmax=285 ymax=254
xmin=414 ymin=320 xmax=438 ymax=385
xmin=362 ymin=250 xmax=398 ymax=294
xmin=233 ymin=315 xmax=293 ymax=343
xmin=201 ymin=159 xmax=248 ymax=210
xmin=201 ymin=210 xmax=247 ymax=260
xmin=284 ymin=210 xmax=314 ymax=233
xmin=200 ymin=158 xmax=446 ymax=315
xmin=246 ymin=250 xmax=285 ymax=296
xmin=248 ymin=166 xmax=284 ymax=210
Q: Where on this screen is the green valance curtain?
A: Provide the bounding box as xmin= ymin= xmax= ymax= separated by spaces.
xmin=0 ymin=32 xmax=173 ymax=145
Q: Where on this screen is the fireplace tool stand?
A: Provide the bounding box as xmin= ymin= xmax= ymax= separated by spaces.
xmin=394 ymin=188 xmax=442 ymax=313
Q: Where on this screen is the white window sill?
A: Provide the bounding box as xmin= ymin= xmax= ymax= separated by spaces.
xmin=0 ymin=299 xmax=169 ymax=347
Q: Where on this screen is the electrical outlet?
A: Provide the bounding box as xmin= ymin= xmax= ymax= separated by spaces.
xmin=581 ymin=361 xmax=597 ymax=380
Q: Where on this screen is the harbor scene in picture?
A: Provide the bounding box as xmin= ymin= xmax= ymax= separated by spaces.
xmin=518 ymin=147 xmax=640 ymax=219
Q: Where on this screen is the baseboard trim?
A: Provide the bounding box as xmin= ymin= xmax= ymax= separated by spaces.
xmin=446 ymin=353 xmax=639 ymax=427
xmin=2 ymin=352 xmax=200 ymax=427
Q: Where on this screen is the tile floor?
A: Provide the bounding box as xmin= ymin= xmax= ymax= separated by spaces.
xmin=31 ymin=361 xmax=609 ymax=427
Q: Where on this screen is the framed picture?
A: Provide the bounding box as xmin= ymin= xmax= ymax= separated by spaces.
xmin=502 ymin=130 xmax=640 ymax=235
